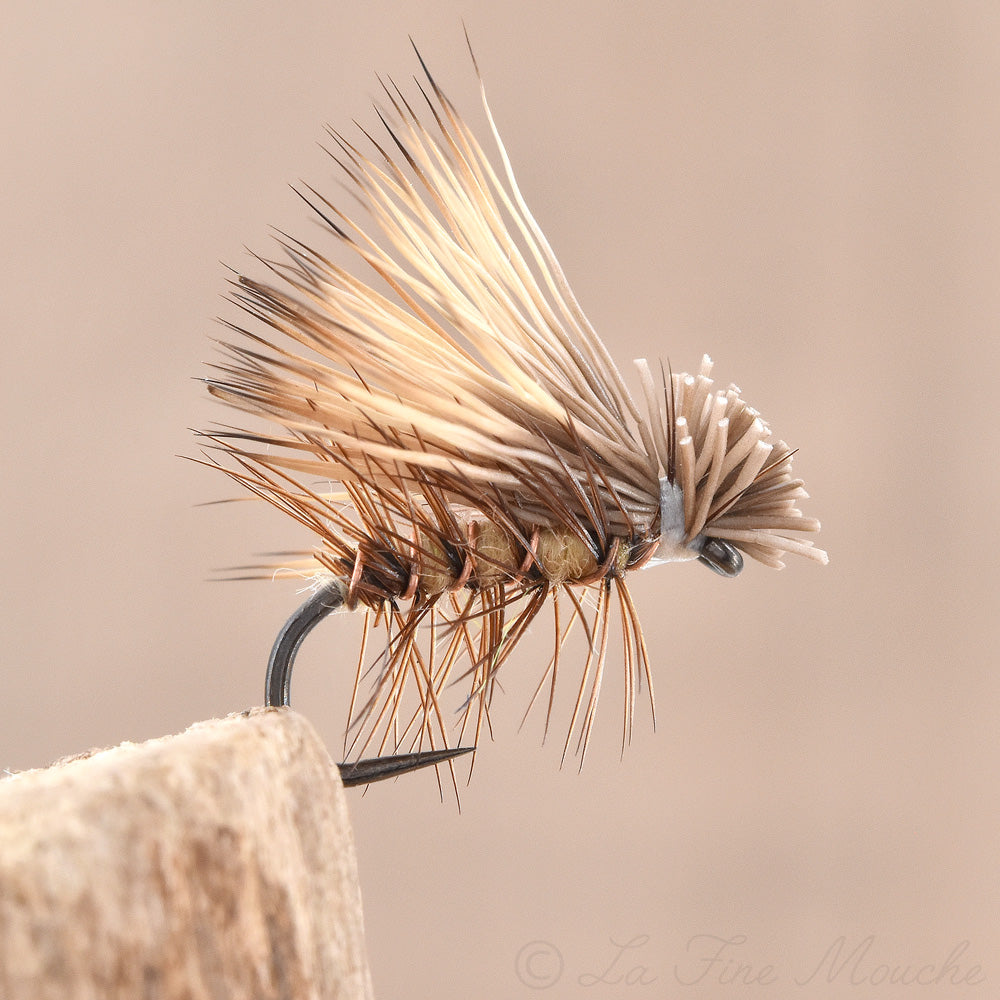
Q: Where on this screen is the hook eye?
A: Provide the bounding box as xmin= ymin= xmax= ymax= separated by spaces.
xmin=697 ymin=538 xmax=744 ymax=577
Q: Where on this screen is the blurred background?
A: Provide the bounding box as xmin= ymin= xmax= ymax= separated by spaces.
xmin=2 ymin=2 xmax=997 ymax=997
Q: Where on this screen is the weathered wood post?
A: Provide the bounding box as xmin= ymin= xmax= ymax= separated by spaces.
xmin=0 ymin=709 xmax=374 ymax=999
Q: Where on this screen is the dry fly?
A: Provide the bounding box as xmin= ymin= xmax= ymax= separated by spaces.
xmin=200 ymin=41 xmax=827 ymax=780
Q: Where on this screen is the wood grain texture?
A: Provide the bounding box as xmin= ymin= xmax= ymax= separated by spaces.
xmin=0 ymin=709 xmax=374 ymax=1000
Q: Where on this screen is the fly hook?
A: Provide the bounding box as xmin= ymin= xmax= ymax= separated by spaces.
xmin=265 ymin=577 xmax=475 ymax=786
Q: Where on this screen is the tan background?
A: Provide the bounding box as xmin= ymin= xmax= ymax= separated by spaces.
xmin=3 ymin=2 xmax=997 ymax=997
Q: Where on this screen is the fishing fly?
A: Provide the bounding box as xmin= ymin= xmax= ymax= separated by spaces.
xmin=201 ymin=41 xmax=827 ymax=783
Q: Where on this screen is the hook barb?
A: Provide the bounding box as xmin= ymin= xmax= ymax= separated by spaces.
xmin=337 ymin=745 xmax=476 ymax=786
